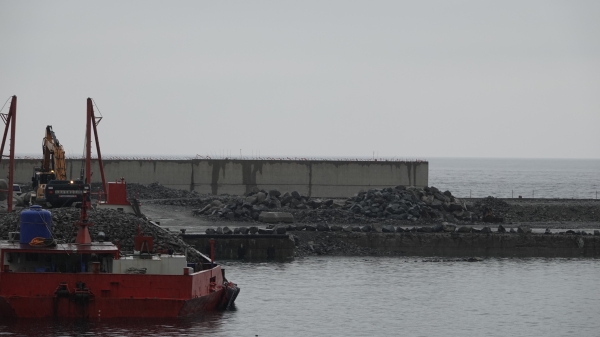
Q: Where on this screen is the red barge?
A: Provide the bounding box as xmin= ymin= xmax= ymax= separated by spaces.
xmin=0 ymin=235 xmax=239 ymax=318
xmin=0 ymin=96 xmax=239 ymax=318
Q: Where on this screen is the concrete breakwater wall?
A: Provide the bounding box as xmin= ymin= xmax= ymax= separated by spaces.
xmin=184 ymin=234 xmax=296 ymax=261
xmin=181 ymin=231 xmax=600 ymax=260
xmin=302 ymin=232 xmax=600 ymax=257
xmin=5 ymin=159 xmax=428 ymax=198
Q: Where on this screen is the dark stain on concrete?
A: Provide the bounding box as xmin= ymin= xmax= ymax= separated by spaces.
xmin=407 ymin=162 xmax=413 ymax=186
xmin=308 ymin=163 xmax=313 ymax=197
xmin=209 ymin=160 xmax=231 ymax=194
xmin=241 ymin=161 xmax=264 ymax=194
xmin=190 ymin=161 xmax=195 ymax=192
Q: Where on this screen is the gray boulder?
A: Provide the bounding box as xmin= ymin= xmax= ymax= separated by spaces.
xmin=222 ymin=226 xmax=233 ymax=235
xmin=239 ymin=227 xmax=249 ymax=234
xmin=295 ymin=203 xmax=308 ymax=210
xmin=442 ymin=223 xmax=456 ymax=232
xmin=457 ymin=226 xmax=472 ymax=233
xmin=268 ymin=189 xmax=281 ymax=198
xmin=481 ymin=226 xmax=492 ymax=233
xmin=305 ymin=225 xmax=317 ymax=231
xmin=245 ymin=195 xmax=258 ymax=205
xmin=258 ymin=228 xmax=274 ymax=234
xmin=361 ymin=225 xmax=373 ymax=232
xmin=258 ymin=212 xmax=295 ymax=223
xmin=280 ymin=192 xmax=292 ymax=206
xmin=256 ymin=192 xmax=267 ymax=203
xmin=205 ymin=228 xmax=216 ymax=234
xmin=517 ymin=225 xmax=532 ymax=234
xmin=316 ymin=224 xmax=330 ymax=231
xmin=497 ymin=225 xmax=506 ymax=233
xmin=295 ymin=224 xmax=306 ymax=231
xmin=382 ymin=225 xmax=396 ymax=233
xmin=249 ymin=226 xmax=259 ymax=234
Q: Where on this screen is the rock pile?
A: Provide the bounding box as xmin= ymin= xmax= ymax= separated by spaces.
xmin=188 ymin=185 xmax=474 ymax=224
xmin=133 ymin=183 xmax=600 ymax=225
xmin=192 ymin=189 xmax=318 ymax=221
xmin=125 ymin=182 xmax=201 ymax=200
xmin=346 ymin=186 xmax=470 ymax=221
xmin=472 ymin=197 xmax=510 ymax=222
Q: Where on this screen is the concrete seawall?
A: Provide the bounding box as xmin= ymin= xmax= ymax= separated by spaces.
xmin=330 ymin=232 xmax=600 ymax=257
xmin=184 ymin=234 xmax=296 ymax=261
xmin=5 ymin=159 xmax=428 ymax=198
xmin=183 ymin=232 xmax=600 ymax=260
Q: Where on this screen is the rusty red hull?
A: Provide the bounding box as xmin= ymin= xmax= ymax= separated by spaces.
xmin=0 ymin=266 xmax=235 ymax=318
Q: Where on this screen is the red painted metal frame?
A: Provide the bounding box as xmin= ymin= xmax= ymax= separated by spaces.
xmin=0 ymin=96 xmax=16 ymax=212
xmin=86 ymin=98 xmax=107 ymax=195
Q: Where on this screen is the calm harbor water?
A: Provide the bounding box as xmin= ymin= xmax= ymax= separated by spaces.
xmin=1 ymin=256 xmax=599 ymax=337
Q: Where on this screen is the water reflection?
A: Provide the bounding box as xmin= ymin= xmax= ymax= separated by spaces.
xmin=0 ymin=257 xmax=599 ymax=337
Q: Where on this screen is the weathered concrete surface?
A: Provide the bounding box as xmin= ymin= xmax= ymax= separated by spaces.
xmin=183 ymin=234 xmax=296 ymax=260
xmin=329 ymin=232 xmax=600 ymax=257
xmin=4 ymin=159 xmax=428 ymax=198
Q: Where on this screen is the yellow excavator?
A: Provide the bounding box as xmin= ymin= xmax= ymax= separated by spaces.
xmin=31 ymin=125 xmax=78 ymax=206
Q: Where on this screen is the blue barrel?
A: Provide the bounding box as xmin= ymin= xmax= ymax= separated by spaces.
xmin=20 ymin=205 xmax=52 ymax=244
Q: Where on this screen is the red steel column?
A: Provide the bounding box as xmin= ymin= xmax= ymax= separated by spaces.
xmin=7 ymin=96 xmax=15 ymax=213
xmin=86 ymin=98 xmax=92 ymax=184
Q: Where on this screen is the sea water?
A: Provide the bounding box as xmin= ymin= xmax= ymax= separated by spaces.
xmin=429 ymin=158 xmax=600 ymax=199
xmin=1 ymin=257 xmax=599 ymax=337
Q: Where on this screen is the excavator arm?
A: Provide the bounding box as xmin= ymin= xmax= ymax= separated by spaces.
xmin=44 ymin=126 xmax=67 ymax=181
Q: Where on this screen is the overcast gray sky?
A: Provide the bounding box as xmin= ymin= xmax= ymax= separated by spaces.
xmin=1 ymin=1 xmax=598 ymax=159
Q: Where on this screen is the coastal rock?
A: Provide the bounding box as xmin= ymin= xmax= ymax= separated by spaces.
xmin=258 ymin=212 xmax=294 ymax=223
xmin=442 ymin=223 xmax=456 ymax=233
xmin=382 ymin=225 xmax=396 ymax=233
xmin=457 ymin=226 xmax=472 ymax=233
xmin=256 ymin=192 xmax=267 ymax=203
xmin=316 ymin=224 xmax=330 ymax=232
xmin=268 ymin=189 xmax=281 ymax=198
xmin=518 ymin=225 xmax=532 ymax=234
